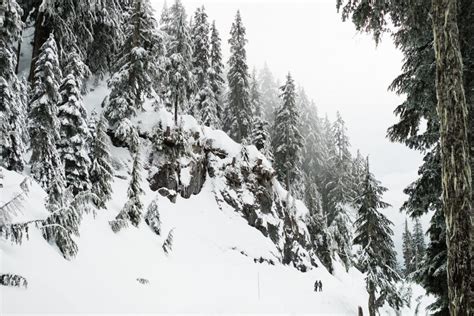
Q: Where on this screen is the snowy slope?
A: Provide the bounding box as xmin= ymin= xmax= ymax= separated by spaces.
xmin=0 ymin=79 xmax=434 ymax=314
xmin=1 ymin=163 xmax=367 ymax=314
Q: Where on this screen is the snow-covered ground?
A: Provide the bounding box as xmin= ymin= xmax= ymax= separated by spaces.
xmin=0 ymin=146 xmax=433 ymax=314
xmin=1 ymin=74 xmax=434 ymax=314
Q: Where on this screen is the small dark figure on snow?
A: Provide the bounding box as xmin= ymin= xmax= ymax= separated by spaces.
xmin=318 ymin=280 xmax=323 ymax=292
xmin=314 ymin=280 xmax=319 ymax=292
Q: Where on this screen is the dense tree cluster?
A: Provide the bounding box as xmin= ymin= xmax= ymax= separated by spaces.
xmin=1 ymin=2 xmax=410 ymax=310
xmin=336 ymin=0 xmax=473 ymax=314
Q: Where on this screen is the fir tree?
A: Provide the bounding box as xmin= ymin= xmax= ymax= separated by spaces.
xmin=304 ymin=176 xmax=332 ymax=272
xmin=258 ymin=63 xmax=279 ymax=123
xmin=412 ymin=217 xmax=426 ymax=270
xmin=0 ymin=0 xmax=26 ymax=172
xmin=249 ymin=70 xmax=270 ymax=154
xmin=336 ymin=1 xmax=474 ymax=313
xmin=89 ymin=115 xmax=114 ymax=209
xmin=57 ymin=74 xmax=91 ymax=195
xmin=104 ymin=0 xmax=164 ymax=148
xmin=299 ymin=89 xmax=324 ymax=180
xmin=225 ymin=11 xmax=253 ymax=143
xmin=63 ymin=50 xmax=91 ymax=94
xmin=28 ymin=33 xmax=64 ymax=190
xmin=353 ymin=159 xmax=403 ymax=316
xmin=125 ymin=152 xmax=144 ymax=226
xmin=87 ymin=0 xmax=126 ymax=80
xmin=209 ymin=21 xmax=225 ymax=124
xmin=272 ymin=73 xmax=303 ymax=197
xmin=145 ymin=199 xmax=161 ymax=235
xmin=330 ymin=111 xmax=355 ymax=206
xmin=166 ymin=0 xmax=194 ymax=124
xmin=190 ymin=6 xmax=218 ymax=127
xmin=402 ymin=218 xmax=415 ymax=277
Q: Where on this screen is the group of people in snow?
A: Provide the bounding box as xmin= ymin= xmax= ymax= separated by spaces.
xmin=314 ymin=280 xmax=323 ymax=292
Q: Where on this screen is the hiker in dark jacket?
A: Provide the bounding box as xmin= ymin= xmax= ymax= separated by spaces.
xmin=318 ymin=280 xmax=323 ymax=292
xmin=314 ymin=280 xmax=319 ymax=292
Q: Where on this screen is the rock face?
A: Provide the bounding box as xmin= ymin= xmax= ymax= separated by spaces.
xmin=147 ymin=124 xmax=318 ymax=272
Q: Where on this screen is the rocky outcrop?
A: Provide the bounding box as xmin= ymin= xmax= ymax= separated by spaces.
xmin=146 ymin=124 xmax=318 ymax=272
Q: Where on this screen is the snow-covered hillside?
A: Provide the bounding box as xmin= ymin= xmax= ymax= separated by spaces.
xmin=0 ymin=166 xmax=430 ymax=314
xmin=1 ymin=86 xmax=432 ymax=314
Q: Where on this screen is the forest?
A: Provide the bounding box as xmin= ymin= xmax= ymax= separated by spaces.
xmin=0 ymin=0 xmax=472 ymax=315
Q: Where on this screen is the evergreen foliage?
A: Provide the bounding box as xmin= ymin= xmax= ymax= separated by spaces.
xmin=28 ymin=33 xmax=65 ymax=191
xmin=164 ymin=0 xmax=194 ymax=124
xmin=272 ymin=73 xmax=303 ymax=197
xmin=258 ymin=63 xmax=280 ymax=123
xmin=125 ymin=153 xmax=144 ymax=227
xmin=0 ymin=0 xmax=26 ymax=172
xmin=89 ymin=115 xmax=114 ymax=209
xmin=402 ymin=219 xmax=415 ymax=276
xmin=209 ymin=21 xmax=225 ymax=124
xmin=162 ymin=228 xmax=175 ymax=255
xmin=249 ymin=70 xmax=270 ymax=155
xmin=145 ymin=199 xmax=161 ymax=236
xmin=57 ymin=74 xmax=91 ymax=195
xmin=224 ymin=11 xmax=252 ymax=143
xmin=190 ymin=6 xmax=219 ymax=127
xmin=104 ymin=0 xmax=164 ymax=148
xmin=353 ymin=159 xmax=403 ymax=315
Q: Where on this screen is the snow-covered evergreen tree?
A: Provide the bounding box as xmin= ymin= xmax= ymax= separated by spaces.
xmin=412 ymin=217 xmax=426 ymax=270
xmin=87 ymin=0 xmax=126 ymax=80
xmin=145 ymin=199 xmax=161 ymax=235
xmin=330 ymin=111 xmax=355 ymax=206
xmin=28 ymin=33 xmax=65 ymax=191
xmin=89 ymin=115 xmax=114 ymax=209
xmin=125 ymin=152 xmax=144 ymax=226
xmin=249 ymin=70 xmax=270 ymax=155
xmin=165 ymin=0 xmax=194 ymax=124
xmin=0 ymin=0 xmax=26 ymax=172
xmin=258 ymin=63 xmax=279 ymax=123
xmin=224 ymin=10 xmax=253 ymax=143
xmin=57 ymin=74 xmax=91 ymax=195
xmin=63 ymin=50 xmax=91 ymax=94
xmin=190 ymin=6 xmax=210 ymax=105
xmin=104 ymin=0 xmax=164 ymax=148
xmin=402 ymin=218 xmax=415 ymax=277
xmin=190 ymin=6 xmax=218 ymax=127
xmin=304 ymin=177 xmax=332 ymax=271
xmin=272 ymin=73 xmax=303 ymax=197
xmin=353 ymin=159 xmax=403 ymax=315
xmin=209 ymin=20 xmax=225 ymax=124
xmin=299 ymin=89 xmax=324 ymax=180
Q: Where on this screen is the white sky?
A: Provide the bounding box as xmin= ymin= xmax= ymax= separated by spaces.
xmin=152 ymin=0 xmax=430 ymax=261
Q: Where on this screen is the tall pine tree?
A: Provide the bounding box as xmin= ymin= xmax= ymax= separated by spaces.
xmin=272 ymin=73 xmax=303 ymax=197
xmin=0 ymin=0 xmax=26 ymax=172
xmin=249 ymin=69 xmax=270 ymax=154
xmin=28 ymin=33 xmax=64 ymax=190
xmin=209 ymin=20 xmax=225 ymax=125
xmin=89 ymin=115 xmax=114 ymax=209
xmin=165 ymin=0 xmax=194 ymax=124
xmin=353 ymin=159 xmax=403 ymax=316
xmin=57 ymin=74 xmax=91 ymax=195
xmin=104 ymin=0 xmax=164 ymax=148
xmin=190 ymin=6 xmax=218 ymax=127
xmin=402 ymin=218 xmax=415 ymax=277
xmin=225 ymin=11 xmax=252 ymax=143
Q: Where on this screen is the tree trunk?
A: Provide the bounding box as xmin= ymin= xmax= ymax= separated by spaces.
xmin=431 ymin=0 xmax=473 ymax=315
xmin=368 ymin=282 xmax=376 ymax=316
xmin=174 ymin=96 xmax=178 ymax=125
